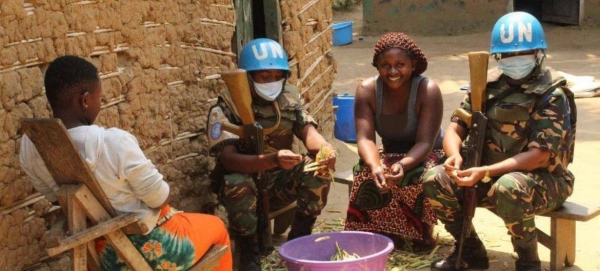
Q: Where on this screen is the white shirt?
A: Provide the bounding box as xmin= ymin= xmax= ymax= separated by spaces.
xmin=20 ymin=125 xmax=170 ymax=234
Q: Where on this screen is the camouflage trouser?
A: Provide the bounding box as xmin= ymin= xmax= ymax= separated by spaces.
xmin=422 ymin=165 xmax=573 ymax=239
xmin=221 ymin=155 xmax=330 ymax=236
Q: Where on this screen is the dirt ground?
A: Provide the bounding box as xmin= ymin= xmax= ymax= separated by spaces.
xmin=297 ymin=5 xmax=600 ymax=271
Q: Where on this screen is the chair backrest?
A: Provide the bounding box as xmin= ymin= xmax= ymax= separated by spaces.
xmin=21 ymin=118 xmax=117 ymax=216
xmin=21 ymin=118 xmax=228 ymax=270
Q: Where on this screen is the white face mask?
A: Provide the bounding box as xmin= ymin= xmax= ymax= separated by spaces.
xmin=253 ymin=79 xmax=284 ymax=101
xmin=497 ymin=54 xmax=537 ymax=80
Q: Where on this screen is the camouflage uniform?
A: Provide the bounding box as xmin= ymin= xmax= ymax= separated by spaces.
xmin=423 ymin=67 xmax=575 ymax=239
xmin=207 ymin=84 xmax=330 ymax=236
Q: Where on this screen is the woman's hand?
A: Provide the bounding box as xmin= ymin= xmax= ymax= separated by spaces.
xmin=384 ymin=162 xmax=405 ymax=188
xmin=370 ymin=164 xmax=388 ymax=191
xmin=276 ymin=150 xmax=303 ymax=169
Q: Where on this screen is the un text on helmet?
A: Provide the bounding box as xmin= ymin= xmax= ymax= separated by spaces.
xmin=500 ymin=22 xmax=532 ymax=44
xmin=252 ymin=43 xmax=285 ymax=60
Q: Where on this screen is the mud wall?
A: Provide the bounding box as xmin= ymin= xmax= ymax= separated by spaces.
xmin=0 ymin=0 xmax=335 ymax=270
xmin=281 ymin=0 xmax=337 ymax=138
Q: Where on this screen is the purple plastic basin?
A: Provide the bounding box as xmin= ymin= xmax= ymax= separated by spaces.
xmin=278 ymin=231 xmax=394 ymax=271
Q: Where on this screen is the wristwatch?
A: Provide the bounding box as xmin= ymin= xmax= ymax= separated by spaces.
xmin=481 ymin=166 xmax=491 ymax=183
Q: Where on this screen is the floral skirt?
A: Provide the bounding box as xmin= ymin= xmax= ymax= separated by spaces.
xmin=345 ymin=150 xmax=445 ymax=242
xmin=96 ymin=205 xmax=232 ymax=271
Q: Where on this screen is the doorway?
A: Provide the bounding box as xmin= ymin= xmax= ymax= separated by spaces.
xmin=513 ymin=0 xmax=583 ymax=25
xmin=233 ymin=0 xmax=283 ymax=58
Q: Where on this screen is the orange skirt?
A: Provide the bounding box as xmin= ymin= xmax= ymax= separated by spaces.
xmin=96 ymin=205 xmax=232 ymax=271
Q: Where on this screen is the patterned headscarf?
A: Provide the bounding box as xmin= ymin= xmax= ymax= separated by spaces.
xmin=372 ymin=32 xmax=428 ymax=75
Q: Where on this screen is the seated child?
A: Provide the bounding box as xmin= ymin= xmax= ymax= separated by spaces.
xmin=19 ymin=55 xmax=232 ymax=271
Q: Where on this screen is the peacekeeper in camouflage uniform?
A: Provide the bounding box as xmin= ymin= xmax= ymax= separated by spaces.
xmin=423 ymin=12 xmax=576 ymax=271
xmin=206 ymin=38 xmax=336 ymax=271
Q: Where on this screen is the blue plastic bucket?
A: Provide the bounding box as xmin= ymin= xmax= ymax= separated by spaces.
xmin=333 ymin=93 xmax=356 ymax=143
xmin=332 ymin=21 xmax=353 ymax=46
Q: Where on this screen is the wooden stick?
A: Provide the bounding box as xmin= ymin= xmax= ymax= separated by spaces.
xmin=101 ymin=96 xmax=126 ymax=108
xmin=306 ymin=78 xmax=335 ymax=116
xmin=305 ymin=26 xmax=332 ymax=46
xmin=46 ymin=213 xmax=138 ymax=257
xmin=200 ymin=18 xmax=235 ymax=27
xmin=177 ymin=44 xmax=236 ymax=57
xmin=0 ymin=193 xmax=44 ymax=215
xmin=301 ymin=63 xmax=334 ymax=96
xmin=298 ymin=0 xmax=320 ymax=16
xmin=298 ymin=50 xmax=328 ymax=87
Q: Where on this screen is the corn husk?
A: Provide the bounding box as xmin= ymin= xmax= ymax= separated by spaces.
xmin=330 ymin=241 xmax=361 ymax=261
xmin=303 ymin=145 xmax=337 ymax=182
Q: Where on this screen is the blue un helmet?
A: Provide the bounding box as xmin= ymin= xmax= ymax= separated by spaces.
xmin=239 ymin=38 xmax=290 ymax=76
xmin=490 ymin=12 xmax=547 ymax=55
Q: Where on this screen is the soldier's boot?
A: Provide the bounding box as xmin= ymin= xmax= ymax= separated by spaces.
xmin=512 ymin=234 xmax=541 ymax=271
xmin=431 ymin=223 xmax=489 ymax=270
xmin=235 ymin=234 xmax=261 ymax=271
xmin=287 ymin=212 xmax=317 ymax=241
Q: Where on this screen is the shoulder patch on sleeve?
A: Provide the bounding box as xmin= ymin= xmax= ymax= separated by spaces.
xmin=210 ymin=122 xmax=223 ymax=140
xmin=207 ymin=105 xmax=239 ymax=155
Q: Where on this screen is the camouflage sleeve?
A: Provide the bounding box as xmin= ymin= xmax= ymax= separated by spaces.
xmin=280 ymin=84 xmax=318 ymax=137
xmin=207 ymin=103 xmax=239 ymax=157
xmin=292 ymin=109 xmax=318 ymax=138
xmin=527 ymin=89 xmax=569 ymax=158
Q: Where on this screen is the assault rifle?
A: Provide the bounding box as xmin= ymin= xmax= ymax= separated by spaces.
xmin=221 ymin=68 xmax=280 ymax=254
xmin=454 ymin=52 xmax=489 ymax=269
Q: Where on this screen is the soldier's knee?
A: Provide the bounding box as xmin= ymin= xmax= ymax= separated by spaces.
xmin=222 ymin=177 xmax=258 ymax=208
xmin=422 ymin=165 xmax=443 ymax=197
xmin=491 ymin=173 xmax=523 ymax=205
xmin=493 ymin=173 xmax=522 ymax=192
xmin=223 ymin=173 xmax=256 ymax=191
xmin=423 ymin=165 xmax=444 ymax=185
xmin=230 ymin=214 xmax=258 ymax=236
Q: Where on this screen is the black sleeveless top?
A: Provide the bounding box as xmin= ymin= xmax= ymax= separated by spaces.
xmin=375 ymin=76 xmax=443 ymax=153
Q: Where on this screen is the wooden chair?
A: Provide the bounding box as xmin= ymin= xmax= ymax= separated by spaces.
xmin=537 ymin=201 xmax=600 ymax=271
xmin=21 ymin=118 xmax=227 ymax=271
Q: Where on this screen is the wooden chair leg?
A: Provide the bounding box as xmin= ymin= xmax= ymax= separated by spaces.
xmin=66 ymin=187 xmax=87 ymax=271
xmin=550 ymin=217 xmax=576 ymax=271
xmin=70 ymin=185 xmax=152 ymax=271
xmin=58 ymin=185 xmax=152 ymax=271
xmin=87 ymin=241 xmax=103 ymax=271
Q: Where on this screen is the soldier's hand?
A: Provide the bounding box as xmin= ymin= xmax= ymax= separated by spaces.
xmin=443 ymin=154 xmax=464 ymax=182
xmin=315 ymin=145 xmax=336 ymax=175
xmin=276 ymin=150 xmax=302 ymax=169
xmin=456 ymin=167 xmax=486 ymax=186
xmin=444 ymin=154 xmax=463 ymax=171
xmin=453 ymin=168 xmax=482 ymax=187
